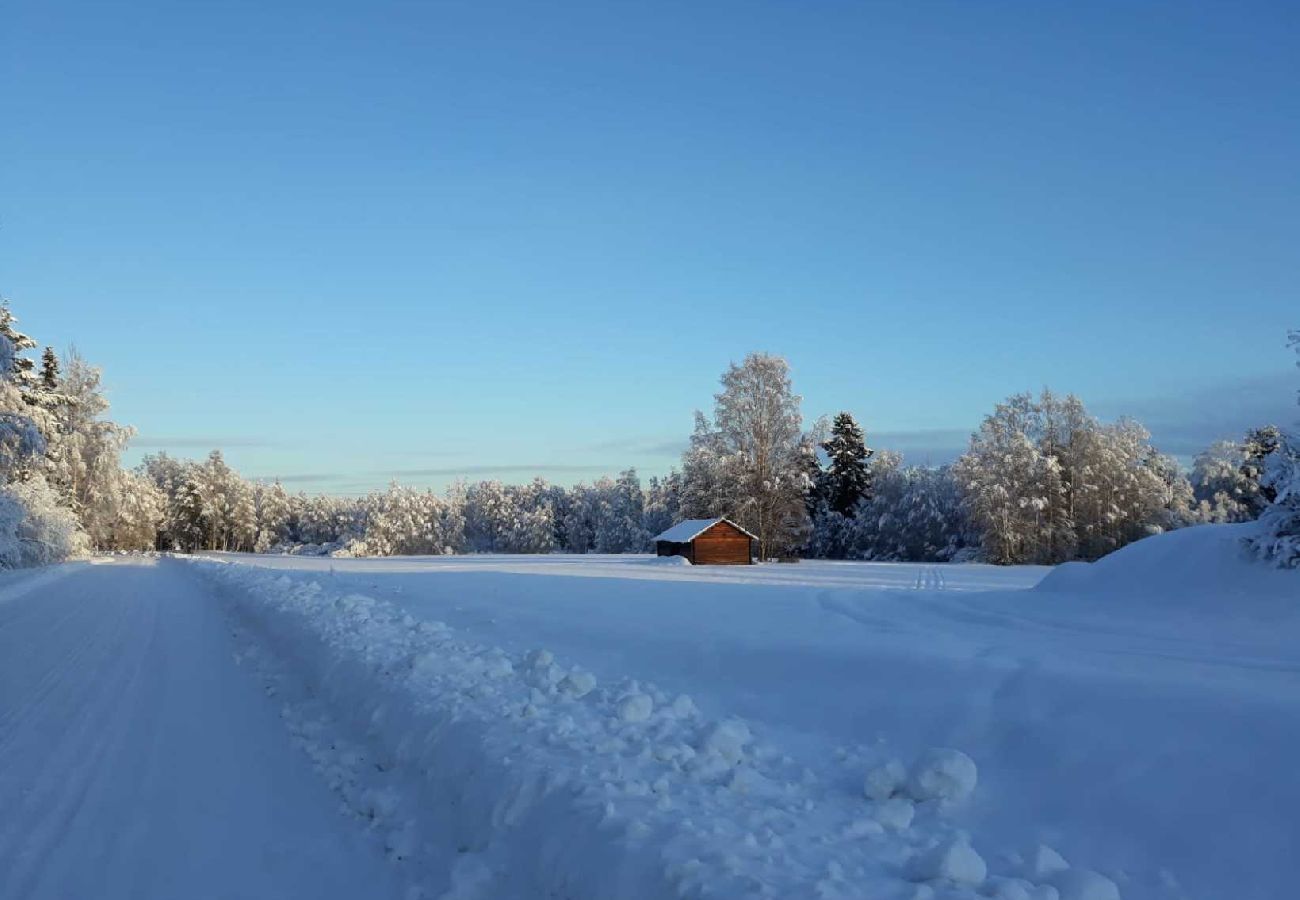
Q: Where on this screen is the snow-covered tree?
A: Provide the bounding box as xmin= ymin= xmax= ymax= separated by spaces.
xmin=160 ymin=450 xmax=263 ymax=552
xmin=464 ymin=479 xmax=556 ymax=554
xmin=0 ymin=474 xmax=87 ymax=568
xmin=139 ymin=452 xmax=199 ymax=550
xmin=40 ymin=347 xmax=59 ymax=391
xmin=809 ymin=451 xmax=968 ymax=563
xmin=819 ymin=411 xmax=874 ymax=516
xmin=98 ymin=469 xmax=165 ymax=551
xmin=678 ymin=411 xmax=744 ymax=520
xmin=683 ymin=353 xmax=809 ymax=559
xmin=561 ymin=482 xmax=599 ymax=553
xmin=891 ymin=466 xmax=967 ymax=561
xmin=1192 ymin=439 xmax=1259 ymax=523
xmin=642 ymin=472 xmax=681 ymax=539
xmin=953 ymin=393 xmax=1068 ymax=565
xmin=955 ymin=390 xmax=1192 ymax=564
xmin=227 ymin=475 xmax=258 ymax=552
xmin=253 ymin=481 xmax=294 ymax=552
xmin=349 ymin=482 xmax=467 ymax=557
xmin=0 ymin=332 xmax=50 ymax=481
xmin=1241 ymin=425 xmax=1282 ymax=511
xmin=506 ymin=479 xmax=559 ymax=554
xmin=0 ymin=299 xmax=37 ymax=389
xmin=41 ymin=351 xmax=135 ymax=546
xmin=593 ymin=469 xmax=651 ymax=553
xmin=0 ymin=322 xmax=85 ymax=566
xmin=1248 ymin=331 xmax=1300 ymax=568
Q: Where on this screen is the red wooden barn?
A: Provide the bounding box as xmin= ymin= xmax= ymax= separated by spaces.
xmin=652 ymin=518 xmax=756 ymax=565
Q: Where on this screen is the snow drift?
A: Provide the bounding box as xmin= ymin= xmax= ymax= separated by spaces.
xmin=191 ymin=558 xmax=1119 ymax=899
xmin=1035 ymin=522 xmax=1295 ymax=606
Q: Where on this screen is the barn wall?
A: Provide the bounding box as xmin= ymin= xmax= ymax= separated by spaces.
xmin=692 ymin=523 xmax=752 ymax=565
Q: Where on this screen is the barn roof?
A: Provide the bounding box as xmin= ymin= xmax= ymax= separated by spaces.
xmin=652 ymin=517 xmax=758 ymax=543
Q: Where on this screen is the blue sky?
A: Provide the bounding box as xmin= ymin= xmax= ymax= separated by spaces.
xmin=3 ymin=1 xmax=1297 ymax=493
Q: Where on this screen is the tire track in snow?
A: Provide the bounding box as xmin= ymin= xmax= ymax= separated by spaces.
xmin=0 ymin=559 xmax=403 ymax=900
xmin=0 ymin=566 xmax=158 ymax=899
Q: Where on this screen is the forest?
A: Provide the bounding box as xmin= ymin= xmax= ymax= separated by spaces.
xmin=2 ymin=299 xmax=1297 ymax=569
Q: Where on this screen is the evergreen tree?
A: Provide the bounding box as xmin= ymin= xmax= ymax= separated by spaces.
xmin=1248 ymin=330 xmax=1300 ymax=568
xmin=0 ymin=300 xmax=37 ymax=388
xmin=1191 ymin=440 xmax=1257 ymax=523
xmin=819 ymin=412 xmax=874 ymax=516
xmin=40 ymin=347 xmax=59 ymax=390
xmin=1241 ymin=424 xmax=1281 ymax=509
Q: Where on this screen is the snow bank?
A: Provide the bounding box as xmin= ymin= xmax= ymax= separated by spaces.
xmin=1035 ymin=523 xmax=1295 ymax=606
xmin=0 ymin=475 xmax=87 ymax=569
xmin=640 ymin=554 xmax=693 ymax=567
xmin=192 ymin=558 xmax=1120 ymax=899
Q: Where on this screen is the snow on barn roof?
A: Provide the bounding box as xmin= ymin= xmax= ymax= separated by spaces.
xmin=652 ymin=517 xmax=758 ymax=543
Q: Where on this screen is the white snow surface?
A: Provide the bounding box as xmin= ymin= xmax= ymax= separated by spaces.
xmin=0 ymin=558 xmax=401 ymax=899
xmin=1 ymin=523 xmax=1295 ymax=899
xmin=194 ymin=523 xmax=1299 ymax=899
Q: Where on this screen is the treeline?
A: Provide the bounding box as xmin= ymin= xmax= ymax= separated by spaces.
xmin=1 ymin=297 xmax=1296 ymax=567
xmin=138 ymin=454 xmax=675 ymax=557
xmin=674 ymin=354 xmax=1294 ymax=565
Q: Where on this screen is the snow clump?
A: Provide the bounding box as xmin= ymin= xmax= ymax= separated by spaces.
xmin=1022 ymin=844 xmax=1070 ymax=880
xmin=558 ymin=668 xmax=597 ymax=698
xmin=863 ymin=759 xmax=907 ymax=801
xmin=986 ymin=878 xmax=1062 ymax=900
xmin=907 ymin=836 xmax=987 ymax=886
xmin=869 ymin=797 xmax=914 ymax=831
xmin=907 ymin=748 xmax=978 ymax=803
xmin=699 ymin=718 xmax=751 ymax=766
xmin=1048 ymin=869 xmax=1121 ymax=900
xmin=617 ymin=692 xmax=653 ymax=722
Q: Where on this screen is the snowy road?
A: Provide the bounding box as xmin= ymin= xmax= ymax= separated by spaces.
xmin=0 ymin=558 xmax=399 ymax=900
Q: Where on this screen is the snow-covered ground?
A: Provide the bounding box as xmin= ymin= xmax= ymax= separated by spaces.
xmin=0 ymin=557 xmax=401 ymax=900
xmin=1 ymin=525 xmax=1295 ymax=899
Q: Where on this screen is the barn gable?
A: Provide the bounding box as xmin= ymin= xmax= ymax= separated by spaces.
xmin=651 ymin=517 xmax=757 ymax=543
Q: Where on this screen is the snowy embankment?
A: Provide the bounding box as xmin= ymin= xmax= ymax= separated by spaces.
xmin=193 ymin=558 xmax=1117 ymax=900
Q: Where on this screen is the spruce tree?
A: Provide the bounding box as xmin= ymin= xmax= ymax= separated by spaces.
xmin=1242 ymin=424 xmax=1281 ymax=508
xmin=820 ymin=411 xmax=874 ymax=516
xmin=0 ymin=299 xmax=37 ymax=387
xmin=801 ymin=435 xmax=826 ymax=517
xmin=40 ymin=347 xmax=59 ymax=391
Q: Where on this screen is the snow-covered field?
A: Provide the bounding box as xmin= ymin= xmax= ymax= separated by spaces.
xmin=2 ymin=525 xmax=1296 ymax=899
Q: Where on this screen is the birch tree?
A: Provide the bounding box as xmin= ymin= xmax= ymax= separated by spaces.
xmin=708 ymin=352 xmax=808 ymax=559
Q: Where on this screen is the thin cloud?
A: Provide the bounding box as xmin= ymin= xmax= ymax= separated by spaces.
xmin=379 ymin=463 xmax=627 ymax=478
xmin=581 ymin=435 xmax=687 ymax=456
xmin=1097 ymin=371 xmax=1297 ymax=457
xmin=868 ymin=428 xmax=972 ymax=467
xmin=260 ymin=473 xmax=352 ymax=484
xmin=131 ymin=436 xmax=276 ymax=449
